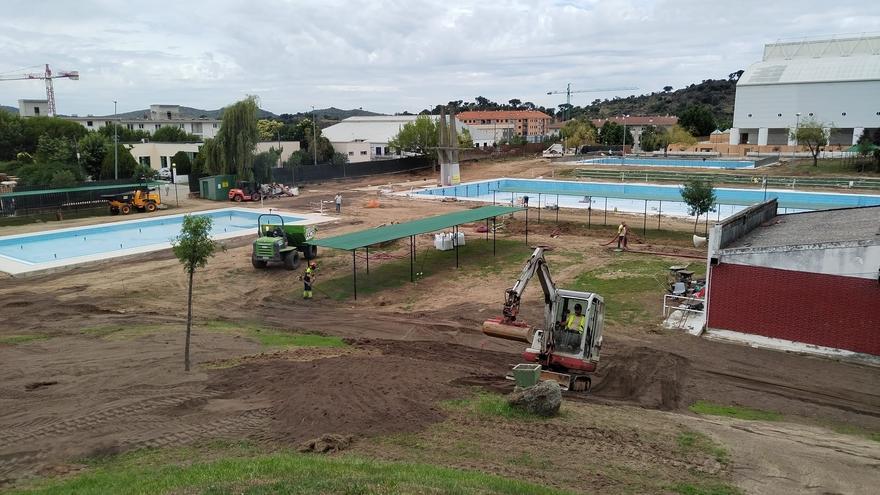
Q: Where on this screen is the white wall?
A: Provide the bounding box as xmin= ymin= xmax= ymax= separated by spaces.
xmin=127 ymin=142 xmax=201 ymax=171
xmin=331 ymin=141 xmax=371 ymax=163
xmin=256 ymin=141 xmax=300 ymax=164
xmin=733 ymin=81 xmax=880 ymax=130
xmin=65 ymin=118 xmax=221 ymax=139
xmin=718 ymin=242 xmax=880 ymax=280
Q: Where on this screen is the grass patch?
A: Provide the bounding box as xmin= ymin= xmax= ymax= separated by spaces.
xmin=689 ymin=401 xmax=782 ymax=422
xmin=669 ymin=482 xmax=743 ymax=495
xmin=821 ymin=421 xmax=880 ymax=443
xmin=569 ymin=253 xmax=702 ymax=325
xmin=319 ymin=238 xmax=532 ymax=300
xmin=203 ymin=320 xmax=347 ymax=348
xmin=0 ymin=334 xmax=51 ymax=345
xmin=443 ymin=392 xmax=553 ymax=421
xmin=676 ymin=430 xmax=729 ymax=464
xmin=12 ymin=444 xmax=571 ymax=495
xmin=0 ymin=207 xmax=109 ymax=227
xmin=775 ymin=158 xmax=880 ymax=177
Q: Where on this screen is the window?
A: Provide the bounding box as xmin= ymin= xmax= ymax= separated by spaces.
xmin=33 ymin=107 xmax=40 ymax=116
xmin=105 ymin=121 xmax=111 ymax=126
xmin=139 ymin=156 xmax=151 ymax=166
xmin=155 ymin=124 xmax=161 ymax=130
xmin=138 ymin=124 xmax=144 ymax=129
xmin=87 ymin=121 xmax=93 ymax=127
xmin=212 ymin=123 xmax=218 ymax=128
xmin=179 ymin=123 xmax=185 ymax=129
xmin=841 ymin=112 xmax=847 ymax=116
xmin=166 ymin=111 xmax=172 ymax=120
xmin=191 ymin=122 xmax=202 ymax=133
xmin=348 ymin=151 xmax=354 ymax=156
xmin=375 ymin=147 xmax=382 ymax=156
xmin=160 ymin=156 xmax=168 ymax=168
xmin=127 ymin=124 xmax=134 ymax=130
xmin=360 ymin=150 xmax=367 ymax=155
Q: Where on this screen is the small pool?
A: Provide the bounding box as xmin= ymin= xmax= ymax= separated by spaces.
xmin=0 ymin=208 xmax=320 ymax=275
xmin=580 ymin=157 xmax=755 ymax=169
xmin=412 ymin=178 xmax=880 ymax=220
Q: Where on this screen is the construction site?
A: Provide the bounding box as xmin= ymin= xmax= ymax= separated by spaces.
xmin=1 ymin=155 xmax=878 ymax=495
xmin=0 ymin=159 xmax=880 ymax=493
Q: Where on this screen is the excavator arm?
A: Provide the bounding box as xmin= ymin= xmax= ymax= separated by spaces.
xmin=483 ymin=247 xmax=559 ymax=343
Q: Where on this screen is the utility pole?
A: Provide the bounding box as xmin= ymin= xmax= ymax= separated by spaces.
xmin=311 ymin=106 xmax=317 ymax=166
xmin=622 ymin=114 xmax=629 ymax=157
xmin=114 ymin=100 xmax=118 ymax=179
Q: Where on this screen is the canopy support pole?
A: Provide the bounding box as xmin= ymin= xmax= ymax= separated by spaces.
xmin=525 ymin=207 xmax=529 ymax=246
xmin=643 ymin=200 xmax=647 ymax=237
xmin=537 ymin=193 xmax=541 ymax=222
xmin=556 ymin=194 xmax=560 ymax=223
xmin=352 ymin=250 xmax=357 ymax=300
xmin=658 ymin=200 xmax=662 ymax=230
xmin=493 ymin=216 xmax=496 ymax=256
xmin=410 ymin=235 xmax=414 ymax=282
xmin=454 ymin=225 xmax=459 ymax=268
xmin=365 ymin=246 xmax=369 ymax=275
xmin=604 ymin=197 xmax=608 ymax=225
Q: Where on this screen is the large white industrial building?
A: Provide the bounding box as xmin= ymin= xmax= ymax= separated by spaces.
xmin=730 ymin=35 xmax=880 ymax=148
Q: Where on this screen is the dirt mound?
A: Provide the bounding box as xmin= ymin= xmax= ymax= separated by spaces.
xmin=207 ymin=340 xmax=516 ymax=444
xmin=589 ymin=346 xmax=691 ymax=410
xmin=298 ymin=434 xmax=353 ymax=453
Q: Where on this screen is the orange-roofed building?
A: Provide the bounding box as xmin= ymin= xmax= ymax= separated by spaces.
xmin=456 ymin=110 xmax=552 ymax=143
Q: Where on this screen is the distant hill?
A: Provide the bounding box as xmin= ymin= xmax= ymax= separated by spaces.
xmin=1 ymin=105 xmax=18 ymax=115
xmin=278 ymin=106 xmax=384 ymax=122
xmin=571 ymin=74 xmax=740 ymax=128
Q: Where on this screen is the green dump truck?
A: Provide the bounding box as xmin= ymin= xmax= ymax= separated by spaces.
xmin=252 ymin=214 xmax=318 ymax=270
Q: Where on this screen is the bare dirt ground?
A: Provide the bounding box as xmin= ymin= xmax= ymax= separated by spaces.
xmin=1 ymin=158 xmax=878 ymax=493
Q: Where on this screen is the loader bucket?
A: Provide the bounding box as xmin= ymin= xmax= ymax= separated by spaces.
xmin=482 ymin=317 xmax=533 ymax=343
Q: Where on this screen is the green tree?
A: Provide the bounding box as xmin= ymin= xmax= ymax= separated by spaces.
xmin=196 ymin=138 xmax=224 ymax=175
xmin=678 ymin=104 xmax=717 ymax=137
xmin=680 ymin=179 xmax=717 ymax=233
xmin=171 ymin=151 xmax=192 ymax=175
xmin=458 ymin=127 xmax=474 ymax=149
xmin=78 ymin=132 xmax=109 ymax=179
xmin=561 ymin=118 xmax=597 ymax=150
xmin=35 ymin=135 xmax=77 ymax=165
xmin=597 ymin=121 xmax=633 ymax=146
xmin=284 ymin=149 xmax=310 ymax=167
xmin=667 ymin=125 xmax=697 ymax=147
xmin=49 ymin=170 xmax=77 ymax=188
xmin=388 ymin=116 xmax=438 ymax=157
xmin=132 ymin=164 xmax=157 ymax=180
xmin=257 ymin=119 xmax=284 ymax=141
xmin=21 ymin=116 xmax=87 ymax=153
xmin=855 ymin=132 xmax=874 ymax=173
xmin=215 ymin=97 xmax=259 ymax=178
xmin=151 ymin=126 xmax=199 ymax=142
xmin=98 ymin=123 xmax=151 ymax=143
xmin=0 ymin=110 xmax=25 ymax=161
xmin=253 ymin=149 xmax=281 ymax=183
xmin=15 ymin=162 xmax=84 ymax=186
xmin=171 ymin=215 xmax=218 ymax=371
xmin=791 ymin=119 xmax=828 ymax=167
xmin=101 ymin=144 xmax=138 ymax=179
xmin=329 ymin=152 xmax=349 ymax=166
xmin=639 ymin=125 xmax=660 ymax=152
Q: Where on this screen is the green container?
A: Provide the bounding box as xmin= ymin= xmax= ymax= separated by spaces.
xmin=512 ymin=363 xmax=542 ymax=388
xmin=198 ymin=175 xmax=238 ymax=201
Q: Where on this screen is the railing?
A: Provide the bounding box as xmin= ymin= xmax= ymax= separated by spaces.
xmin=573 ymin=168 xmax=880 ymax=190
xmin=662 ymin=294 xmax=705 ymax=318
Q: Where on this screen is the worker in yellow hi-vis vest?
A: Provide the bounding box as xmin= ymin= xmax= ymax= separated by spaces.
xmin=566 ymin=304 xmax=586 ymax=333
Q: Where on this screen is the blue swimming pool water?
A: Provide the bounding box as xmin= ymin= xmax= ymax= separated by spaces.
xmin=0 ymin=209 xmax=304 ymax=265
xmin=414 ymin=179 xmax=880 ymax=219
xmin=581 ymin=157 xmax=755 ymax=169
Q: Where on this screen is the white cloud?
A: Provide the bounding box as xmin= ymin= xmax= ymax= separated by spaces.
xmin=0 ymin=0 xmax=878 ymax=115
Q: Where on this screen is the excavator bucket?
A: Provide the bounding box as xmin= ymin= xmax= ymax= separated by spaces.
xmin=481 ymin=317 xmax=533 ymax=343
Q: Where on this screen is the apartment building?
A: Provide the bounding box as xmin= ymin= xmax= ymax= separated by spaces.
xmin=456 ymin=110 xmax=551 ymax=143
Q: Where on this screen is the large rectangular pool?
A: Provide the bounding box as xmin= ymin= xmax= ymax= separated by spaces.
xmin=580 ymin=157 xmax=755 ymax=169
xmin=412 ymin=178 xmax=880 ymax=219
xmin=0 ymin=208 xmax=322 ymax=275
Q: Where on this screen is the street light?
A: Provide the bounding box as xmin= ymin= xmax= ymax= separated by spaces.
xmin=113 ymin=100 xmax=118 ymax=180
xmin=794 ymin=112 xmax=802 ymax=158
xmin=311 ymin=106 xmax=317 ymax=166
xmin=621 ymin=114 xmax=630 ymax=158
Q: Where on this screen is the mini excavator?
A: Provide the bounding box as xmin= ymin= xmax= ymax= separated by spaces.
xmin=482 ymin=247 xmax=605 ymax=391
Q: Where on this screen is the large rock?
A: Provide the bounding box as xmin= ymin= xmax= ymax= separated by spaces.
xmin=507 ymin=380 xmax=562 ymax=417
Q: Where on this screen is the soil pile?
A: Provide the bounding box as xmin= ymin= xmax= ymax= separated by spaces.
xmin=207 ymin=340 xmax=516 ymax=444
xmin=589 ymin=346 xmax=691 ymax=410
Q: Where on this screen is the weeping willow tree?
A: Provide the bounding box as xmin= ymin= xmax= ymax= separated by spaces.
xmin=213 ymin=96 xmax=259 ymax=179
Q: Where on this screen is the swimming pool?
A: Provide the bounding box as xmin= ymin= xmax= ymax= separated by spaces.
xmin=580 ymin=157 xmax=755 ymax=169
xmin=412 ymin=178 xmax=880 ymax=219
xmin=0 ymin=208 xmax=324 ymax=275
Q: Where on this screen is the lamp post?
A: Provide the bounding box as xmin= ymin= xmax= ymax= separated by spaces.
xmin=113 ymin=100 xmax=118 ymax=180
xmin=311 ymin=106 xmax=317 ymax=166
xmin=794 ymin=112 xmax=801 ymax=158
xmin=171 ymin=164 xmax=179 ymax=207
xmin=621 ymin=114 xmax=630 ymax=158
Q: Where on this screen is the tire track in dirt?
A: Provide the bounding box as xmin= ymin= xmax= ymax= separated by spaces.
xmin=0 ymin=391 xmax=223 ymax=449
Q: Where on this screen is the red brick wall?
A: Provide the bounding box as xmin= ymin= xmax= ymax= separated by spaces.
xmin=708 ymin=264 xmax=880 ymax=355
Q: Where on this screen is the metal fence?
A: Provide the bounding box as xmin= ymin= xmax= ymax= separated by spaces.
xmin=573 ymin=168 xmax=880 ymax=190
xmin=0 ymin=181 xmax=162 ymax=217
xmin=269 ymin=156 xmax=432 ymax=184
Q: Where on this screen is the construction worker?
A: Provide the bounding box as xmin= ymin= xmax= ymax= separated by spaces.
xmin=301 ymin=262 xmax=317 ymax=299
xmin=565 ymin=304 xmax=586 ymax=333
xmin=334 ymin=193 xmax=342 ymax=213
xmin=617 ymin=221 xmax=628 ymax=250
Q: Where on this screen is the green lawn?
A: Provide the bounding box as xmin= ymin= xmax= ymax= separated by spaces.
xmin=689 ymin=401 xmax=782 ymax=422
xmin=443 ymin=392 xmax=557 ymax=421
xmin=318 ymin=238 xmax=533 ymax=300
xmin=776 ymin=158 xmax=880 ymax=176
xmin=0 ymin=334 xmax=51 ymax=345
xmin=11 ymin=443 xmax=571 ymax=495
xmin=202 ymin=320 xmax=347 ymax=348
xmin=569 ymin=254 xmax=703 ymax=326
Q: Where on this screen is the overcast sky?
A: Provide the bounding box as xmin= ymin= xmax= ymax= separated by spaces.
xmin=2 ymin=0 xmax=879 ymax=116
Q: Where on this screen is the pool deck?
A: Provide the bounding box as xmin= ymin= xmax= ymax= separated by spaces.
xmin=0 ymin=207 xmax=331 ymax=277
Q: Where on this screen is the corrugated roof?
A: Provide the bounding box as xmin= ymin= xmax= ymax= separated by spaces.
xmin=322 ymin=115 xmax=471 ymax=144
xmin=724 ymin=206 xmax=880 ymax=249
xmin=309 ymin=205 xmax=523 ymax=250
xmin=591 ymin=116 xmax=678 ymax=126
xmin=738 ymin=55 xmax=880 ymax=86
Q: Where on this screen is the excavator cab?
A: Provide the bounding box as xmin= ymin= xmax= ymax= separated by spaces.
xmin=548 ymin=292 xmax=604 ymax=363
